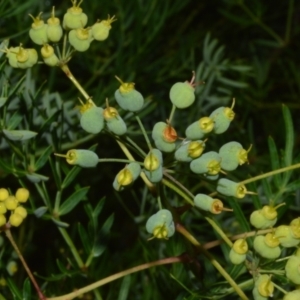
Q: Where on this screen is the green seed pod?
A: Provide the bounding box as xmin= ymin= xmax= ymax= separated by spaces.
xmin=190 ymin=151 xmax=221 ymax=175
xmin=253 ymin=234 xmax=281 ymax=259
xmin=169 ymin=73 xmax=196 ymax=109
xmin=209 ymin=101 xmax=235 ymax=134
xmin=283 ymin=290 xmax=300 ymax=300
xmin=275 ymin=225 xmax=300 ymax=248
xmin=250 ymin=210 xmax=277 ymax=229
xmin=61 ymin=149 xmax=99 ymax=168
xmin=154 ymin=138 xmax=176 ymax=153
xmin=113 ymin=162 xmax=141 ymax=191
xmin=92 ymin=15 xmax=117 ymax=41
xmin=285 ymin=255 xmax=300 ymax=284
xmin=69 ymin=28 xmax=92 ymax=52
xmin=144 ymin=166 xmax=163 ymax=183
xmin=254 ymin=274 xmax=274 ymax=298
xmin=152 ymin=122 xmax=167 ymax=141
xmin=103 ymin=106 xmax=127 ymax=135
xmin=290 ymin=218 xmax=300 ymax=239
xmin=146 ymin=209 xmax=175 ymax=239
xmin=219 ymin=141 xmax=249 ymax=171
xmin=47 ymin=7 xmax=63 ymax=42
xmin=63 ymin=0 xmax=88 ymax=30
xmin=144 ymin=149 xmax=163 ymax=171
xmin=252 ymin=287 xmax=268 ymax=300
xmin=29 ymin=13 xmax=49 ymax=45
xmin=229 ymin=249 xmax=246 ymax=265
xmin=43 ymin=54 xmax=59 ymax=67
xmin=15 ymin=47 xmax=38 ymax=69
xmin=194 ymin=194 xmax=224 ymax=214
xmin=175 ymin=140 xmax=205 ymax=162
xmin=80 ymin=106 xmax=104 ymax=134
xmin=203 ymin=174 xmax=219 ymax=181
xmin=114 ymin=76 xmax=144 ymax=112
xmin=6 ymin=47 xmax=19 ymax=68
xmin=185 ymin=117 xmax=214 ymax=140
xmin=216 ymin=178 xmax=247 ymax=199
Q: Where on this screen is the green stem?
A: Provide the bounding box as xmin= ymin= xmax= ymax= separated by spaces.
xmin=126 ymin=136 xmax=147 ymax=156
xmin=5 ymin=228 xmax=46 ymax=300
xmin=162 ymin=178 xmax=194 ymax=205
xmin=98 ymin=158 xmax=144 ymax=165
xmin=134 ymin=114 xmax=152 ymax=151
xmin=60 ymin=64 xmax=91 ymax=101
xmin=239 ymin=163 xmax=300 ymax=185
xmin=238 ymin=2 xmax=285 ymax=46
xmin=168 ymin=104 xmax=176 ymax=123
xmin=54 ymin=190 xmax=62 ymax=213
xmin=176 ymin=223 xmax=249 ymax=300
xmin=47 ymin=256 xmax=184 ymax=300
xmin=57 ymin=227 xmax=84 ymax=268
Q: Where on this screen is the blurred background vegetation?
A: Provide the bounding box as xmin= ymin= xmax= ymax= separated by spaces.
xmin=0 ymin=0 xmax=300 ymax=299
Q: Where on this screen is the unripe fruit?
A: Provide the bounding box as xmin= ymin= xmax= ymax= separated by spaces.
xmin=63 ymin=0 xmax=88 ymax=30
xmin=146 ymin=209 xmax=175 ymax=239
xmin=113 ymin=162 xmax=141 ymax=191
xmin=60 ymin=149 xmax=99 ymax=168
xmin=283 ymin=290 xmax=300 ymax=300
xmin=80 ymin=106 xmax=104 ymax=134
xmin=190 ymin=151 xmax=221 ymax=175
xmin=175 ymin=140 xmax=205 ymax=162
xmin=47 ymin=7 xmax=63 ymax=42
xmin=275 ymin=225 xmax=300 ymax=248
xmin=154 ymin=138 xmax=176 ymax=153
xmin=144 ymin=149 xmax=162 ymax=171
xmin=254 ymin=274 xmax=274 ymax=298
xmin=29 ymin=13 xmax=49 ymax=45
xmin=253 ymin=234 xmax=281 ymax=259
xmin=144 ymin=166 xmax=163 ymax=183
xmin=229 ymin=239 xmax=248 ymax=265
xmin=69 ymin=28 xmax=92 ymax=52
xmin=41 ymin=44 xmax=59 ymax=67
xmin=0 ymin=188 xmax=9 ymax=201
xmin=209 ymin=100 xmax=235 ymax=134
xmin=252 ymin=287 xmax=268 ymax=300
xmin=185 ymin=117 xmax=214 ymax=140
xmin=14 ymin=206 xmax=27 ymax=219
xmin=285 ymin=255 xmax=300 ymax=284
xmin=9 ymin=213 xmax=23 ymax=227
xmin=15 ymin=188 xmax=29 ymax=203
xmin=290 ymin=218 xmax=300 ymax=238
xmin=152 ymin=122 xmax=177 ymax=153
xmin=103 ymin=106 xmax=127 ymax=135
xmin=194 ymin=194 xmax=224 ymax=214
xmin=216 ymin=178 xmax=247 ymax=199
xmin=5 ymin=196 xmax=18 ymax=210
xmin=15 ymin=47 xmax=38 ymax=69
xmin=114 ymin=76 xmax=144 ymax=112
xmin=0 ymin=214 xmax=6 ymax=227
xmin=219 ymin=141 xmax=249 ymax=171
xmin=92 ymin=15 xmax=116 ymax=41
xmin=6 ymin=47 xmax=19 ymax=68
xmin=229 ymin=249 xmax=246 ymax=265
xmin=169 ymin=72 xmax=196 ymax=109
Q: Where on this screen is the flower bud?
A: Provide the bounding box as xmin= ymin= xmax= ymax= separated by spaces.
xmin=29 ymin=13 xmax=48 ymax=45
xmin=63 ymin=0 xmax=88 ymax=30
xmin=169 ymin=72 xmax=195 ymax=109
xmin=146 ymin=209 xmax=175 ymax=239
xmin=14 ymin=206 xmax=27 ymax=219
xmin=0 ymin=203 xmax=6 ymax=214
xmin=114 ymin=76 xmax=144 ymax=112
xmin=92 ymin=15 xmax=116 ymax=41
xmin=185 ymin=117 xmax=214 ymax=140
xmin=9 ymin=214 xmax=24 ymax=227
xmin=0 ymin=214 xmax=6 ymax=227
xmin=0 ymin=188 xmax=9 ymax=201
xmin=216 ymin=178 xmax=247 ymax=199
xmin=190 ymin=151 xmax=221 ymax=175
xmin=5 ymin=196 xmax=18 ymax=210
xmin=15 ymin=188 xmax=29 ymax=203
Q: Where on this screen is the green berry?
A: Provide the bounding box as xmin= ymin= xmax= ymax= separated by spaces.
xmin=169 ymin=73 xmax=195 ymax=109
xmin=62 ymin=149 xmax=99 ymax=168
xmin=46 ymin=7 xmax=63 ymax=42
xmin=114 ymin=76 xmax=144 ymax=112
xmin=29 ymin=13 xmax=49 ymax=45
xmin=69 ymin=28 xmax=92 ymax=52
xmin=146 ymin=209 xmax=175 ymax=239
xmin=91 ymin=15 xmax=116 ymax=41
xmin=216 ymin=178 xmax=247 ymax=199
xmin=185 ymin=117 xmax=214 ymax=140
xmin=209 ymin=102 xmax=235 ymax=134
xmin=80 ymin=106 xmax=104 ymax=134
xmin=63 ymin=0 xmax=88 ymax=30
xmin=190 ymin=151 xmax=221 ymax=175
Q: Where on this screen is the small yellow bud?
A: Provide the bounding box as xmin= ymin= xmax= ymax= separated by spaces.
xmin=0 ymin=214 xmax=6 ymax=227
xmin=5 ymin=196 xmax=18 ymax=210
xmin=0 ymin=188 xmax=9 ymax=201
xmin=14 ymin=206 xmax=27 ymax=219
xmin=15 ymin=188 xmax=29 ymax=203
xmin=9 ymin=213 xmax=24 ymax=227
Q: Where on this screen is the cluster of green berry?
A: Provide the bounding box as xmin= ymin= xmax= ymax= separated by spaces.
xmin=3 ymin=0 xmax=115 ymax=68
xmin=0 ymin=188 xmax=29 ymax=227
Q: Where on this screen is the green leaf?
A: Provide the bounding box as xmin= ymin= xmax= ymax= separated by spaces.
xmin=100 ymin=213 xmax=115 ymax=235
xmin=6 ymin=277 xmax=22 ymax=300
xmin=284 ymin=180 xmax=300 ymax=193
xmin=26 ymin=173 xmax=49 ymax=183
xmin=6 ymin=112 xmax=23 ymax=130
xmin=262 ymin=178 xmax=272 ymax=200
xmin=118 ymin=275 xmax=131 ymax=300
xmin=78 ymin=223 xmax=92 ymax=254
xmin=3 ymin=129 xmax=37 ymax=141
xmin=22 ymin=278 xmax=31 ymax=300
xmin=34 ymin=206 xmax=48 ymax=218
xmin=51 ymin=218 xmax=69 ymax=228
xmin=61 ymin=165 xmax=81 ymax=189
xmin=34 ymin=145 xmax=53 ymax=170
xmin=268 ymin=136 xmax=281 ymax=188
xmin=217 ymin=76 xmax=248 ymax=88
xmin=0 ymin=97 xmax=7 ymax=108
xmin=59 ymin=186 xmax=90 ymax=216
xmin=282 ymin=105 xmax=294 ymax=167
